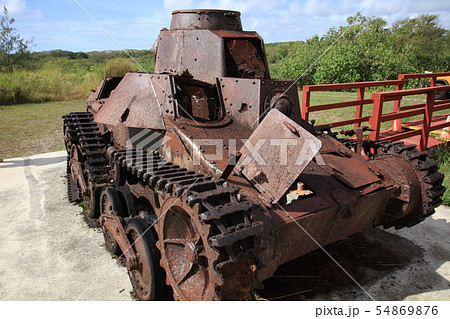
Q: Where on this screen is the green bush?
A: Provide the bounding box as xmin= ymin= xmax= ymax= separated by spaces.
xmin=269 ymin=13 xmax=449 ymax=86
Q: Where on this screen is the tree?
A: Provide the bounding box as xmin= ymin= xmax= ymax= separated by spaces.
xmin=314 ymin=13 xmax=416 ymax=84
xmin=277 ymin=35 xmax=324 ymax=85
xmin=0 ymin=6 xmax=33 ymax=70
xmin=270 ymin=13 xmax=450 ymax=86
xmin=392 ymin=14 xmax=449 ymax=72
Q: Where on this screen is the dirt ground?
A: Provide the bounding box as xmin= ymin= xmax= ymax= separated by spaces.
xmin=0 ymin=151 xmax=448 ymax=301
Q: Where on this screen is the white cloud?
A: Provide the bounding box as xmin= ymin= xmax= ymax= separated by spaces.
xmin=341 ymin=0 xmax=403 ymax=16
xmin=250 ymin=18 xmax=259 ymax=30
xmin=409 ymin=0 xmax=450 ymax=12
xmin=367 ymin=0 xmax=403 ymax=16
xmin=0 ymin=0 xmax=41 ymax=19
xmin=288 ymin=0 xmax=337 ymax=17
xmin=197 ymin=0 xmax=258 ymax=15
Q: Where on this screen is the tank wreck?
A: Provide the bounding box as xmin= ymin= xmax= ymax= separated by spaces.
xmin=62 ymin=9 xmax=445 ymax=300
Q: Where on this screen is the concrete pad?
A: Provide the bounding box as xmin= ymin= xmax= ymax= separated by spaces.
xmin=0 ymin=151 xmax=448 ymax=301
xmin=371 ymin=205 xmax=450 ymax=301
xmin=310 ymin=206 xmax=450 ymax=301
xmin=0 ymin=151 xmax=132 ymax=300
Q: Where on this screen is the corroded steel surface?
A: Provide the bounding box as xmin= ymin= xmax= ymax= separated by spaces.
xmin=235 ymin=109 xmax=322 ymax=206
xmin=62 ymin=8 xmax=445 ymax=301
xmin=170 ymin=9 xmax=242 ymax=31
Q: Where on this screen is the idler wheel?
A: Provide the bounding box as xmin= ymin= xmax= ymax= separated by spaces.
xmin=63 ymin=125 xmax=74 ymax=149
xmin=69 ymin=143 xmax=99 ymax=219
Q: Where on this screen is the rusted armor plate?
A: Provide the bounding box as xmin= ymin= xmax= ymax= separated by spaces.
xmin=235 ymin=108 xmax=322 ymax=205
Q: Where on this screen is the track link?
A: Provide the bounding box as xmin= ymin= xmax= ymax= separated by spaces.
xmin=66 ymin=156 xmax=81 ymax=203
xmin=113 ymin=149 xmax=264 ymax=300
xmin=63 ymin=112 xmax=112 ymax=217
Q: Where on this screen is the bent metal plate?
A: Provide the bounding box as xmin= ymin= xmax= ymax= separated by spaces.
xmin=235 ymin=108 xmax=322 ymax=205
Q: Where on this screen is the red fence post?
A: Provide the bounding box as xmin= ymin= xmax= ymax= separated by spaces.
xmin=355 ymin=87 xmax=365 ymax=128
xmin=421 ymin=90 xmax=436 ymax=151
xmin=430 ymin=77 xmax=436 ymax=87
xmin=301 ymin=86 xmax=311 ymax=123
xmin=369 ymin=93 xmax=383 ymax=141
xmin=392 ymin=76 xmax=405 ymax=132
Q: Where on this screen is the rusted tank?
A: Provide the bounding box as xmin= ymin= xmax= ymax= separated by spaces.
xmin=63 ymin=9 xmax=445 ymax=300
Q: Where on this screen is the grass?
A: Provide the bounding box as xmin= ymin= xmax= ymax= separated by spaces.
xmin=435 ymin=144 xmax=450 ymax=205
xmin=0 ymin=61 xmax=104 ymax=105
xmin=105 ymin=58 xmax=138 ymax=77
xmin=0 ymin=53 xmax=154 ymax=105
xmin=0 ymin=99 xmax=85 ymax=158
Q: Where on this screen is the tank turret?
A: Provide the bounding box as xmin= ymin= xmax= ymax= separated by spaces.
xmin=154 ymin=9 xmax=269 ymax=84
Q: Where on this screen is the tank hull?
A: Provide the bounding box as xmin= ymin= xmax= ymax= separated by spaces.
xmin=62 ymin=8 xmax=444 ymax=300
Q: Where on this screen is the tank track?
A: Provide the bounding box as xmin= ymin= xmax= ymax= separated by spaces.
xmin=113 ymin=149 xmax=264 ymax=300
xmin=337 ymin=138 xmax=445 ymax=229
xmin=66 ymin=156 xmax=81 ymax=203
xmin=63 ymin=112 xmax=112 ymax=216
xmin=63 ymin=112 xmax=111 ymax=183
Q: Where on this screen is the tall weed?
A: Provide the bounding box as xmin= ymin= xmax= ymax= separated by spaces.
xmin=0 ymin=61 xmax=104 ymax=104
xmin=0 ymin=54 xmax=150 ymax=105
xmin=104 ymin=58 xmax=138 ymax=77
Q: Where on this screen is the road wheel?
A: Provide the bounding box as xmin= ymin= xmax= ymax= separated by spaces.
xmin=100 ymin=187 xmax=124 ymax=255
xmin=116 ymin=185 xmax=136 ymax=216
xmin=111 ymin=156 xmax=126 ymax=187
xmin=126 ymin=218 xmax=165 ymax=300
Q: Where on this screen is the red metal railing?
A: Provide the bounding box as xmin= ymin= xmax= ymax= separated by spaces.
xmin=391 ymin=72 xmax=450 ymax=131
xmin=301 ymin=80 xmax=403 ymax=129
xmin=398 ymin=72 xmax=450 ymax=86
xmin=369 ymin=86 xmax=450 ymax=151
xmin=301 ymin=73 xmax=450 ymax=130
xmin=301 ymin=72 xmax=450 ymax=150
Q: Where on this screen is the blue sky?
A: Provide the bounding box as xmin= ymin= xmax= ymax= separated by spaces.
xmin=2 ymin=0 xmax=450 ymax=52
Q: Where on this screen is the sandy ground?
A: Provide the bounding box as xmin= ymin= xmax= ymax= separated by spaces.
xmin=0 ymin=151 xmax=448 ymax=301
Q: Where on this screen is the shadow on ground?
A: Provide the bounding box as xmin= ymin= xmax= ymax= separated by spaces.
xmin=0 ymin=155 xmax=67 ymax=169
xmin=257 ymin=219 xmax=449 ymax=301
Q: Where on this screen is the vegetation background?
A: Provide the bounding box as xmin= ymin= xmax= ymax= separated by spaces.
xmin=1 ymin=10 xmax=449 ymax=105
